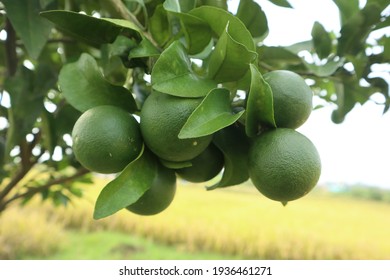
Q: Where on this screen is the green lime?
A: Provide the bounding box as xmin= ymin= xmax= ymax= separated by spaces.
xmin=176 ymin=144 xmax=224 ymax=183
xmin=140 ymin=91 xmax=212 ymax=162
xmin=249 ymin=128 xmax=321 ymax=202
xmin=72 ymin=105 xmax=143 ymax=174
xmin=127 ymin=162 xmax=176 ymax=215
xmin=264 ymin=70 xmax=313 ymax=129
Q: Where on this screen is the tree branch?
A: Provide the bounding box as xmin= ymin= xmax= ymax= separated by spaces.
xmin=4 ymin=18 xmax=17 ymax=77
xmin=103 ymin=0 xmax=160 ymax=50
xmin=103 ymin=0 xmax=145 ymax=30
xmin=20 ymin=139 xmax=31 ymax=170
xmin=0 ymin=168 xmax=30 ymax=204
xmin=0 ymin=148 xmax=45 ymax=207
xmin=0 ymin=168 xmax=90 ymax=211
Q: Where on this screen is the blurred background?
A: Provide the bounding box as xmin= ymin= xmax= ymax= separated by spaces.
xmin=0 ymin=0 xmax=389 ymax=260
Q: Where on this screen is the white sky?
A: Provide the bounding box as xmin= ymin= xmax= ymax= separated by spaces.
xmin=250 ymin=0 xmax=390 ymax=188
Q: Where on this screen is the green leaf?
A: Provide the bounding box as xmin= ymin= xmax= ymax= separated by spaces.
xmin=4 ymin=63 xmax=57 ymax=153
xmin=348 ymin=53 xmax=369 ymax=78
xmin=245 ymin=64 xmax=276 ymax=137
xmin=51 ymin=191 xmax=70 ymax=206
xmin=236 ymin=0 xmax=268 ymax=39
xmin=384 ymin=37 xmax=390 ymax=60
xmin=257 ymin=46 xmax=302 ymax=66
xmin=108 ymin=35 xmax=137 ymax=58
xmin=128 ymin=37 xmax=160 ymax=59
xmin=208 ymin=23 xmax=257 ymax=83
xmin=163 ymin=0 xmax=196 ymax=13
xmin=179 ymin=14 xmax=212 ymax=55
xmin=94 ymin=148 xmax=155 ymax=219
xmin=151 ymin=41 xmax=216 ymax=97
xmin=3 ymin=0 xmax=53 ymax=59
xmin=332 ymin=0 xmax=360 ymax=25
xmin=101 ymin=36 xmax=136 ymax=79
xmin=191 ymin=38 xmax=214 ymax=60
xmin=58 ymin=53 xmax=138 ymax=112
xmin=162 ymin=0 xmax=212 ymax=54
xmin=337 ymin=13 xmax=364 ymax=55
xmin=40 ymin=0 xmax=56 ymax=9
xmin=285 ymin=40 xmax=313 ymax=54
xmin=197 ymin=0 xmax=228 ymax=10
xmin=207 ymin=125 xmax=250 ymax=190
xmin=179 ymin=88 xmax=244 ymax=139
xmin=367 ymin=77 xmax=389 ymax=113
xmin=333 ymin=79 xmax=370 ymax=120
xmin=373 ymin=15 xmax=390 ymax=31
xmin=189 ymin=6 xmax=256 ymax=51
xmin=267 ymin=0 xmax=293 ymax=8
xmin=54 ymin=104 xmax=82 ymax=136
xmin=303 ymin=58 xmax=345 ymax=77
xmin=41 ymin=10 xmax=140 ymax=46
xmin=40 ymin=108 xmax=57 ymax=156
xmin=337 ymin=3 xmax=382 ymax=55
xmin=311 ymin=21 xmax=332 ymax=59
xmin=159 ymin=159 xmax=192 ymax=169
xmin=103 ymin=18 xmax=141 ymax=33
xmin=367 ymin=0 xmax=390 ymax=10
xmin=149 ymin=4 xmax=171 ymax=46
xmin=123 ymin=0 xmax=148 ymax=28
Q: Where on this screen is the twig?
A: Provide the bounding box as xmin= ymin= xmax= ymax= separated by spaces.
xmin=104 ymin=0 xmax=160 ymax=50
xmin=1 ymin=168 xmax=90 ymax=210
xmin=20 ymin=139 xmax=31 ymax=170
xmin=0 ymin=168 xmax=31 ymax=204
xmin=0 ymin=149 xmax=45 ymax=205
xmin=105 ymin=0 xmax=144 ymax=30
xmin=4 ymin=18 xmax=17 ymax=77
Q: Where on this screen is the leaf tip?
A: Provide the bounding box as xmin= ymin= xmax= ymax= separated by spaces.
xmin=92 ymin=209 xmax=104 ymax=220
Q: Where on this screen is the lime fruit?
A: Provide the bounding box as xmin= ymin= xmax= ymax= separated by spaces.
xmin=264 ymin=70 xmax=313 ymax=129
xmin=127 ymin=162 xmax=176 ymax=216
xmin=249 ymin=128 xmax=321 ymax=202
xmin=140 ymin=91 xmax=213 ymax=162
xmin=72 ymin=105 xmax=143 ymax=174
xmin=176 ymin=144 xmax=224 ymax=183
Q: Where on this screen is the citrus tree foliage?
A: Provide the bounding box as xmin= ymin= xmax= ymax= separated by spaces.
xmin=0 ymin=0 xmax=388 ymax=215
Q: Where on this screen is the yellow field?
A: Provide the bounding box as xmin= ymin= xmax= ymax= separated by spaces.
xmin=118 ymin=182 xmax=390 ymax=259
xmin=2 ymin=178 xmax=390 ymax=259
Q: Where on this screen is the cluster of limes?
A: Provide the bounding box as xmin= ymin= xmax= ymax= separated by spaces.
xmin=248 ymin=70 xmax=321 ymax=205
xmin=71 ymin=69 xmax=321 ymax=215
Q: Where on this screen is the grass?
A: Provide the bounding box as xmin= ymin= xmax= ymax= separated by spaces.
xmin=116 ymin=182 xmax=390 ymax=259
xmin=2 ymin=178 xmax=390 ymax=259
xmin=23 ymin=231 xmax=235 ymax=260
xmin=0 ymin=206 xmax=65 ymax=259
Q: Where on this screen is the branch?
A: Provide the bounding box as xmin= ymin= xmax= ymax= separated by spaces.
xmin=104 ymin=0 xmax=145 ymax=30
xmin=0 ymin=168 xmax=90 ymax=210
xmin=0 ymin=167 xmax=31 ymax=204
xmin=4 ymin=18 xmax=17 ymax=77
xmin=258 ymin=61 xmax=343 ymax=82
xmin=103 ymin=0 xmax=160 ymax=50
xmin=0 ymin=149 xmax=45 ymax=205
xmin=20 ymin=139 xmax=31 ymax=169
